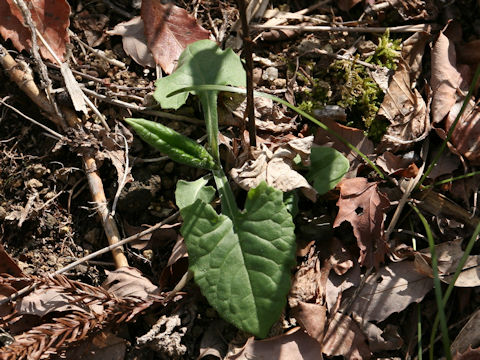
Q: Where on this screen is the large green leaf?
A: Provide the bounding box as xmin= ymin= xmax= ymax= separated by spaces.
xmin=154 ymin=39 xmax=246 ymax=110
xmin=307 ymin=147 xmax=350 ymax=195
xmin=180 ymin=181 xmax=296 ymax=338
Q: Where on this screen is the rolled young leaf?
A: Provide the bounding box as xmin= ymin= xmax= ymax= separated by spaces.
xmin=125 ymin=118 xmax=217 ymax=170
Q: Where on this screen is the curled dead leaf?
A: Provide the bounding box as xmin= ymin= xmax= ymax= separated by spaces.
xmin=231 ymin=137 xmax=317 ymax=201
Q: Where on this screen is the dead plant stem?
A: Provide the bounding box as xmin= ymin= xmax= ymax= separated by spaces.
xmin=237 ymin=0 xmax=256 ymax=146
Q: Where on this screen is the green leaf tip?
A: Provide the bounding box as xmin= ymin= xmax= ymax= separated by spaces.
xmin=125 ymin=118 xmax=217 ymax=170
xmin=181 ymin=181 xmax=296 ymax=338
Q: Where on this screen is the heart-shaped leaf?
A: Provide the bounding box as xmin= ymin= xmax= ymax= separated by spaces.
xmin=180 ymin=181 xmax=296 ymax=337
xmin=154 ymin=39 xmax=245 ymax=110
xmin=308 ymin=147 xmax=349 ymax=195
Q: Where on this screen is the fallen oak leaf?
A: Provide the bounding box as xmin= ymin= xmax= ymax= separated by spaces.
xmin=333 ymin=177 xmax=390 ymax=268
xmin=141 ymin=0 xmax=210 ymax=74
xmin=0 ymin=0 xmax=71 ymax=62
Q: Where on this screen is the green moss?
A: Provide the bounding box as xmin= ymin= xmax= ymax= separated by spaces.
xmin=329 ymin=59 xmax=383 ymax=132
xmin=296 ymin=78 xmax=331 ymax=114
xmin=294 ymin=31 xmax=403 ymax=142
xmin=365 ymin=29 xmax=402 ymax=70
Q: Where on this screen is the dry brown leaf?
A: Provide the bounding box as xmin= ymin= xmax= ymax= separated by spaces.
xmin=376 ymin=151 xmax=412 ymax=175
xmin=358 ymin=321 xmax=403 ymax=352
xmin=333 ymin=178 xmax=390 ymax=268
xmin=291 ymin=302 xmax=327 ymax=344
xmin=429 ymin=25 xmax=480 ymax=163
xmin=378 ymin=31 xmax=431 ymax=151
xmin=451 ymin=308 xmax=480 ymax=355
xmin=315 ymin=119 xmax=374 ymax=178
xmin=16 ymin=288 xmax=96 ymax=316
xmin=289 ymin=256 xmax=322 ymax=308
xmin=453 ymin=347 xmax=480 ymax=360
xmin=418 ymin=239 xmax=480 ymax=287
xmin=347 ymin=261 xmax=433 ymax=322
xmin=445 ymin=99 xmax=480 ymax=164
xmin=378 ymin=62 xmax=429 ymax=150
xmin=430 ymin=27 xmax=463 ymax=124
xmin=226 ymin=328 xmax=324 ymax=360
xmin=230 ymin=137 xmax=317 ymax=201
xmin=326 ymin=259 xmax=360 ymax=312
xmin=102 ymin=267 xmax=158 ymax=300
xmin=0 ymin=0 xmax=70 ymax=62
xmin=107 ymin=16 xmax=156 ymax=68
xmin=141 ymin=0 xmax=210 ymax=74
xmin=426 ymin=150 xmax=460 ymax=179
xmin=322 ymin=312 xmax=371 ymax=359
xmin=0 ymin=244 xmax=24 ymax=277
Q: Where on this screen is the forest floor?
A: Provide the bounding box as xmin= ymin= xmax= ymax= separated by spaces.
xmin=1 ymin=0 xmax=480 ymax=359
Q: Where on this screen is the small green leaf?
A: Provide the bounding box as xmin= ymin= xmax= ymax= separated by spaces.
xmin=154 ymin=39 xmax=246 ymax=110
xmin=181 ymin=182 xmax=296 ymax=338
xmin=125 ymin=118 xmax=216 ymax=170
xmin=176 ymin=176 xmax=215 ymax=210
xmin=308 ymin=147 xmax=349 ymax=195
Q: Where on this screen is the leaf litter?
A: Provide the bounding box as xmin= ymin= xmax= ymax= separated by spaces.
xmin=1 ymin=0 xmax=480 ymax=359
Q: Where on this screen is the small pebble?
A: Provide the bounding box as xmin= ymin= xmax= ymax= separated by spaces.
xmin=262 ymin=67 xmax=278 ymax=81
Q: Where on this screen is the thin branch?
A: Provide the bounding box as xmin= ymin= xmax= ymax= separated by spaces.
xmin=0 ymin=99 xmax=64 ymax=140
xmin=251 ymin=23 xmax=435 ymax=33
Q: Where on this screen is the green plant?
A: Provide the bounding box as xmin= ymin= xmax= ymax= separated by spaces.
xmin=127 ymin=40 xmax=296 ymax=338
xmin=126 ymin=40 xmax=352 ymax=338
xmin=365 ymin=29 xmax=402 ymax=70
